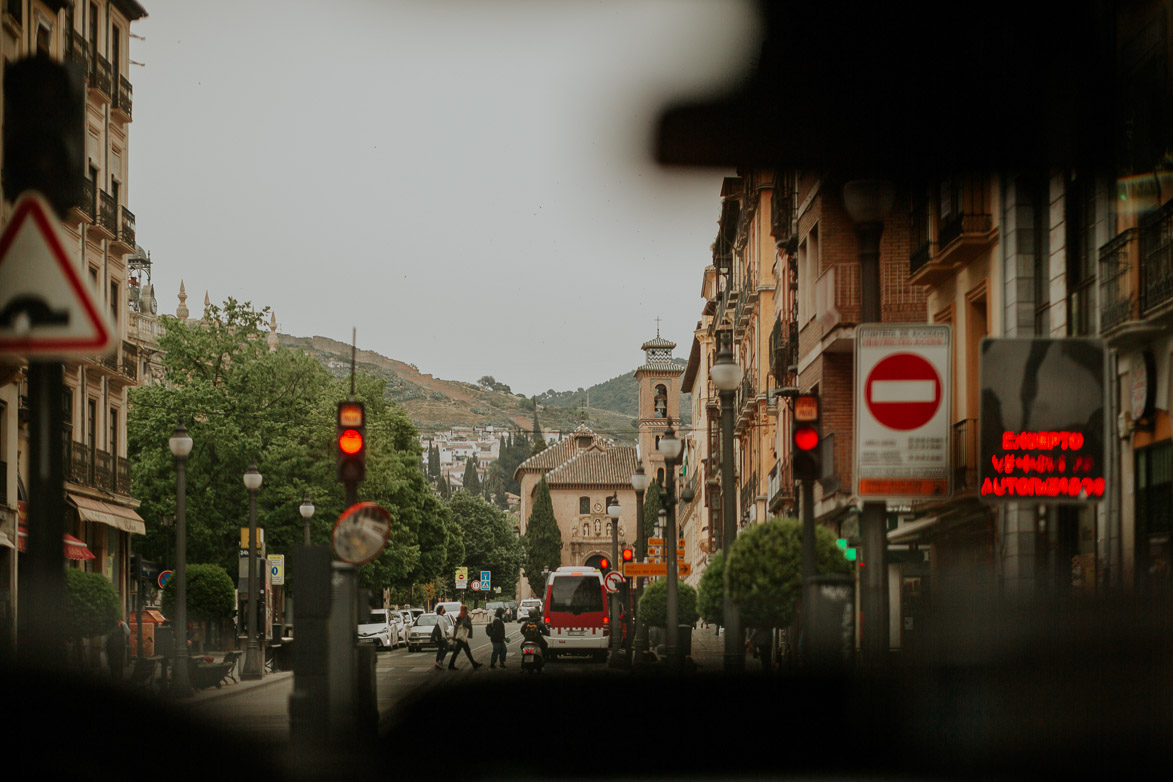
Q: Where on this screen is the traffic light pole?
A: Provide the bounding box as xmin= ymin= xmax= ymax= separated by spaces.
xmin=720 ymin=387 xmax=742 ymax=672
xmin=800 ymin=477 xmax=816 ymax=661
xmin=632 ymin=485 xmax=650 ymax=664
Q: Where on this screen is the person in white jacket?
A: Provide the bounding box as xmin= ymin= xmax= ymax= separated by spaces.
xmin=433 ymin=605 xmax=454 ymax=670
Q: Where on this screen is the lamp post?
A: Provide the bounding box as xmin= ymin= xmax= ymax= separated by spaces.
xmin=606 ymin=496 xmax=622 ymax=660
xmin=168 ymin=418 xmax=194 ymax=696
xmin=658 ymin=423 xmax=683 ymax=670
xmin=299 ymin=492 xmax=315 ymax=546
xmin=242 ymin=462 xmax=264 ymax=680
xmin=843 ymin=180 xmax=895 ymax=666
xmin=630 ymin=465 xmax=651 ymax=662
xmin=710 ymin=331 xmax=744 ymax=672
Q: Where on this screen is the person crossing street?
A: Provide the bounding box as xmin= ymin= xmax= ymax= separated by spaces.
xmin=447 ymin=605 xmax=483 ymax=670
xmin=488 ymin=607 xmax=508 ymax=669
xmin=433 ymin=604 xmax=453 ymax=670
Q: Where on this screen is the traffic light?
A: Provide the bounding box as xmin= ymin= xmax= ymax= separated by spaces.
xmin=621 ymin=547 xmax=634 ymax=564
xmin=336 ymin=400 xmax=366 ymax=483
xmin=836 ymin=538 xmax=858 ymax=563
xmin=598 ymin=556 xmax=611 ymax=572
xmin=792 ymin=393 xmax=821 ymax=481
xmin=3 ymin=56 xmax=85 ymax=215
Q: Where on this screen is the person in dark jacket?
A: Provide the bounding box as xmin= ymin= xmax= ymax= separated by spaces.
xmin=447 ymin=605 xmax=483 ymax=670
xmin=488 ymin=607 xmax=508 ymax=669
xmin=520 ymin=607 xmax=548 ymax=655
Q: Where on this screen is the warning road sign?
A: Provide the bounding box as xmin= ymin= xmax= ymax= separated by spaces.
xmin=856 ymin=324 xmax=951 ymax=500
xmin=0 ymin=192 xmax=114 ymax=357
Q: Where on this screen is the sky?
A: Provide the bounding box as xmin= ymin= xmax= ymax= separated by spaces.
xmin=127 ymin=0 xmax=760 ymax=397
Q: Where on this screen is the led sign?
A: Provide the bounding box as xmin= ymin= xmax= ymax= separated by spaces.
xmin=979 ymin=339 xmax=1106 ymax=504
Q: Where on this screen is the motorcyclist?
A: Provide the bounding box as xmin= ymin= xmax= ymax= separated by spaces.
xmin=521 ymin=607 xmax=549 ymax=656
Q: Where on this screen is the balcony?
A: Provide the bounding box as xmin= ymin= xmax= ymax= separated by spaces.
xmin=1140 ymin=200 xmax=1173 ymax=319
xmin=90 ymin=191 xmax=117 ymax=239
xmin=768 ymin=460 xmax=794 ymax=514
xmin=111 ymin=206 xmax=136 ymax=254
xmin=770 ymin=318 xmax=797 ymax=383
xmin=736 ymin=370 xmax=757 ymax=428
xmin=1099 ymin=229 xmax=1139 ymax=336
xmin=952 ymin=419 xmax=977 ymax=495
xmin=65 ymin=442 xmax=131 ymax=495
xmin=113 ymin=75 xmax=133 ymax=122
xmin=814 ymin=264 xmax=861 ymax=348
xmin=1068 ymin=276 xmax=1097 ymax=336
xmin=935 ymin=175 xmax=996 ymax=268
xmin=121 ymin=341 xmax=139 ymax=382
xmin=771 ymin=171 xmax=797 ymax=250
xmin=68 ymin=31 xmax=89 ymax=69
xmin=88 ymin=53 xmax=112 ymax=103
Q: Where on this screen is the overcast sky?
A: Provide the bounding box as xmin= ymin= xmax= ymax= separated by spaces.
xmin=128 ymin=0 xmax=758 ymax=396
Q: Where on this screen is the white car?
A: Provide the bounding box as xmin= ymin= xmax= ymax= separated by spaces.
xmin=406 ymin=612 xmax=447 ymax=652
xmin=517 ymin=598 xmax=543 ymax=623
xmin=357 ymin=609 xmax=395 ymax=650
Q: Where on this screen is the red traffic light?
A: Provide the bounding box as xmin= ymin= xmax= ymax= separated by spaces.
xmin=338 ymin=429 xmax=364 ymax=455
xmin=598 ymin=557 xmax=610 ymax=571
xmin=621 ymin=547 xmax=634 ymax=563
xmin=794 ymin=425 xmax=819 ymax=451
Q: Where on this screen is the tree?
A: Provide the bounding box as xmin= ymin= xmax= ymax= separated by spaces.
xmin=697 ymin=549 xmax=725 ymax=626
xmin=447 ymin=492 xmax=523 ymax=599
xmin=637 ymin=579 xmax=699 ymax=628
xmin=161 ymin=563 xmax=235 ymax=623
xmin=128 ymin=298 xmax=435 ymax=598
xmin=642 ymin=480 xmax=664 ymax=539
xmin=462 ymin=455 xmax=481 ymax=495
xmin=522 ymin=477 xmax=562 ymax=595
xmin=64 ymin=569 xmax=120 ymax=642
xmin=725 ymin=517 xmax=852 ymax=630
xmin=428 ymin=443 xmax=441 ymax=481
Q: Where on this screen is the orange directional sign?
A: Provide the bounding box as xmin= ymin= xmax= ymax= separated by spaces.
xmin=622 ymin=562 xmax=691 ymax=578
xmin=0 ymin=192 xmax=114 ymax=356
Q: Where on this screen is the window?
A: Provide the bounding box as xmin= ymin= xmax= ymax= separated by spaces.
xmin=654 ymin=384 xmax=667 ymax=418
xmin=87 ymin=398 xmax=97 ymax=447
xmin=579 ymin=496 xmax=590 ymax=514
xmin=1065 ymin=171 xmax=1098 ymax=336
xmin=548 ymin=576 xmax=603 ymax=615
xmin=110 ymin=281 xmax=119 ymax=328
xmin=109 ymin=407 xmax=119 ymax=458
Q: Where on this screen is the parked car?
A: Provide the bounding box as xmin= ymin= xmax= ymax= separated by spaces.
xmin=406 ymin=612 xmax=447 ymax=652
xmin=435 ymin=601 xmax=462 ymax=619
xmin=505 ymin=601 xmax=518 ymax=621
xmin=397 ymin=609 xmax=415 ymax=637
xmin=357 ymin=609 xmax=395 ymax=650
xmin=517 ymin=598 xmax=543 ymax=623
xmin=486 ymin=600 xmax=508 ymax=620
xmin=387 ymin=612 xmax=407 ymax=648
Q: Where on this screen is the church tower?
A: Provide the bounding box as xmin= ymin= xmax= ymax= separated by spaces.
xmin=635 ymin=327 xmax=683 ymax=486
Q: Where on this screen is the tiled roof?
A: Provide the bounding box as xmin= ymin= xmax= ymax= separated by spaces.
xmin=641 ymin=336 xmax=677 ymax=350
xmin=636 ymin=363 xmax=685 ymax=374
xmin=545 ymin=446 xmax=639 ymax=487
xmin=514 ymin=424 xmax=601 ymax=478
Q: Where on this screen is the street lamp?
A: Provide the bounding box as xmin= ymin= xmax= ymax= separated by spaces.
xmin=242 ymin=462 xmax=264 ymax=680
xmin=630 ymin=465 xmax=651 ymax=662
xmin=658 ymin=422 xmax=683 ymax=669
xmin=168 ymin=417 xmax=194 ymax=696
xmin=606 ymin=496 xmax=622 ymax=661
xmin=843 ymin=179 xmax=894 ymax=666
xmin=710 ymin=330 xmax=744 ymax=672
xmin=299 ymin=492 xmax=315 ymax=546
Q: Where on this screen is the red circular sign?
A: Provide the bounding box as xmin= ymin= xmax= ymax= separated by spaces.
xmin=865 ymin=353 xmax=941 ymax=431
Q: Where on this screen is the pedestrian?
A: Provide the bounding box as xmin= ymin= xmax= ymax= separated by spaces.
xmin=433 ymin=604 xmax=453 ymax=670
xmin=488 ymin=607 xmax=508 ymax=669
xmin=447 ymin=604 xmax=483 ymax=670
xmin=106 ymin=619 xmax=128 ymax=681
xmin=752 ymin=626 xmax=772 ymax=672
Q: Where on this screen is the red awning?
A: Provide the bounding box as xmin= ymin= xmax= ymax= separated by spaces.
xmin=16 ymin=525 xmax=97 ymax=560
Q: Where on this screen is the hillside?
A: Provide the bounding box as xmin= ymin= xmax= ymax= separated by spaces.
xmin=277 ymin=334 xmax=642 ymax=443
xmin=536 ymin=359 xmax=692 ymax=425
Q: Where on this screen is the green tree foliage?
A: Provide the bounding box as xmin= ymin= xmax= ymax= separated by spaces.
xmin=462 ymin=455 xmax=481 ymax=495
xmin=725 ymin=517 xmax=851 ymax=630
xmin=428 ymin=444 xmax=441 ymax=481
xmin=128 ymin=298 xmax=442 ymax=598
xmin=64 ymin=569 xmax=121 ymax=640
xmin=637 ymin=578 xmax=699 ymax=628
xmin=642 ymin=480 xmax=664 ymax=539
xmin=522 ymin=478 xmax=562 ymax=595
xmin=161 ymin=563 xmax=235 ymax=622
xmin=447 ymin=492 xmax=522 ymax=599
xmin=697 ymin=549 xmax=725 ymax=626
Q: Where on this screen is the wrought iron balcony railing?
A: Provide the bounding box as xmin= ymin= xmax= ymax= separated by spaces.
xmin=1140 ymin=200 xmax=1173 ymax=317
xmin=953 ymin=418 xmax=977 ymax=493
xmin=118 ymin=206 xmax=136 ymax=247
xmin=97 ymin=191 xmax=117 ymax=236
xmin=114 ymin=75 xmax=133 ymax=119
xmin=1099 ymin=228 xmax=1138 ymax=333
xmin=89 ymin=53 xmax=112 ymax=101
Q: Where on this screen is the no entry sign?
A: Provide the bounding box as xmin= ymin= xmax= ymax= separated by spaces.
xmin=856 ymin=324 xmax=952 ymax=500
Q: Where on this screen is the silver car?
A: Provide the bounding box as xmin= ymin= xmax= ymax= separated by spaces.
xmin=406 ymin=612 xmax=447 ymax=652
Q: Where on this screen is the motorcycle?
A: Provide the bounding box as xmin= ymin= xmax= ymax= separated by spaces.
xmin=520 ymin=640 xmax=544 ymax=673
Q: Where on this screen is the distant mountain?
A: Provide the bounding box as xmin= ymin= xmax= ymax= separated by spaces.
xmin=276 ymin=334 xmax=645 ymax=442
xmin=537 ymin=358 xmax=692 ymax=426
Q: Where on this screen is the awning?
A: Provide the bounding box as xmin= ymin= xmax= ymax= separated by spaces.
xmin=17 ymin=525 xmax=97 ymax=560
xmin=68 ymin=494 xmax=146 ymax=535
xmin=888 ymin=515 xmax=939 ymax=544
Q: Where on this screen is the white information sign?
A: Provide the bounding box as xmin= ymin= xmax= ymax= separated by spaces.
xmin=855 ymin=324 xmax=952 ymax=500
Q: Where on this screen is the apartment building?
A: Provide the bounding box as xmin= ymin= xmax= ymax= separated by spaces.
xmin=0 ymin=0 xmax=148 ymax=651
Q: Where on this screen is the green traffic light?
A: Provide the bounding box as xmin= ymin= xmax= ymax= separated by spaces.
xmin=836 ymin=538 xmax=847 ymax=551
xmin=845 ymin=548 xmax=857 ymax=562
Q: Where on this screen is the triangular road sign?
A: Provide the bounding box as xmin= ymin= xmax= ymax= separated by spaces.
xmin=0 ymin=191 xmax=114 ymax=356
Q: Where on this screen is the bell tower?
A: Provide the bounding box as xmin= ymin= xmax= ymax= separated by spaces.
xmin=635 ymin=326 xmax=683 ymax=486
